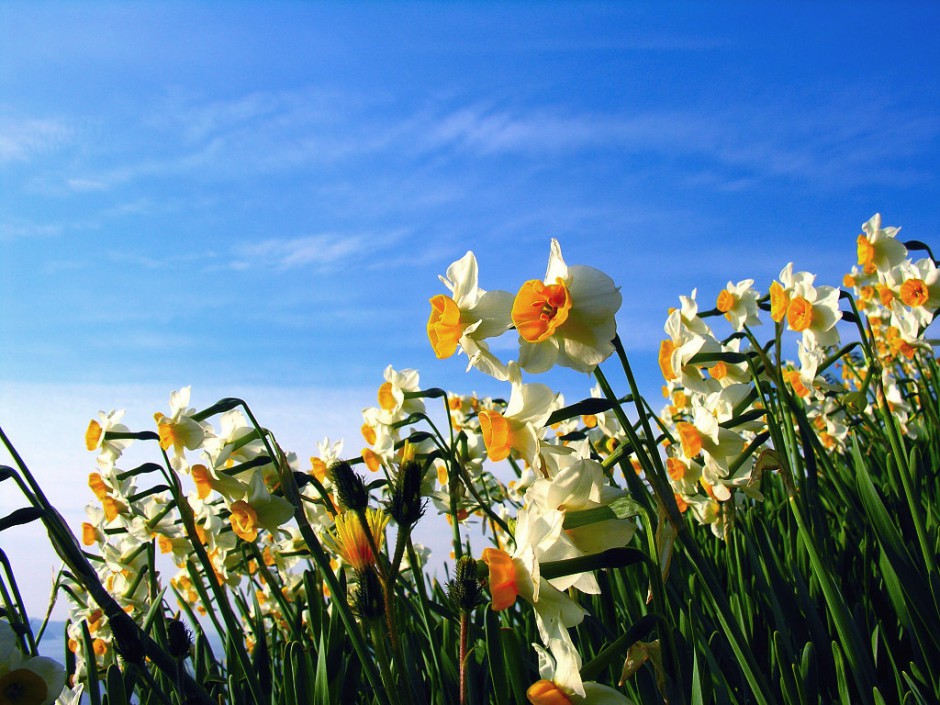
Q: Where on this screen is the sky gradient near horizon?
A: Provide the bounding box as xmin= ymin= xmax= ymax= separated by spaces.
xmin=2 ymin=1 xmax=939 ymax=616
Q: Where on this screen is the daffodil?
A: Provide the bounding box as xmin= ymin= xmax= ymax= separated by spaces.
xmin=84 ymin=409 xmax=132 ymax=471
xmin=857 ymin=213 xmax=907 ymax=275
xmin=481 ymin=506 xmax=589 ymax=646
xmin=784 ymin=277 xmax=842 ymax=350
xmin=889 ymin=258 xmax=940 ymax=328
xmin=0 ymin=621 xmax=65 ymax=705
xmin=525 ymin=457 xmax=635 ymax=593
xmin=375 ymin=365 xmax=425 ymax=424
xmin=153 ymin=387 xmax=210 ymax=471
xmin=659 ymin=309 xmax=723 ymax=396
xmin=478 ymin=362 xmax=554 ymax=468
xmin=513 ymin=239 xmax=622 ymax=374
xmin=226 ymin=472 xmax=294 ymax=542
xmin=715 ymin=279 xmax=761 ymax=331
xmin=428 ymin=251 xmax=514 ymax=380
xmin=528 ymin=638 xmax=632 ymax=704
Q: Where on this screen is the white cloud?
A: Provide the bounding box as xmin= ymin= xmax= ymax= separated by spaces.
xmin=229 ymin=230 xmax=409 ymax=271
xmin=0 ymin=116 xmax=72 ymax=164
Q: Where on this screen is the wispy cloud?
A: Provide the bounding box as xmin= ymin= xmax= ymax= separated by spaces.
xmin=228 ymin=231 xmax=406 ymax=271
xmin=0 ymin=115 xmax=72 ymax=164
xmin=412 ymin=97 xmax=939 ymax=189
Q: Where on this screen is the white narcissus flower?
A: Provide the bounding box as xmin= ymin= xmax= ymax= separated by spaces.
xmin=715 ymin=279 xmax=761 ymax=331
xmin=481 ymin=506 xmax=589 ymax=647
xmin=0 ymin=620 xmax=66 ymax=705
xmin=893 ymin=258 xmax=940 ymax=328
xmin=513 ymin=239 xmax=622 ymax=374
xmin=659 ymin=309 xmax=723 ymax=397
xmin=528 ymin=638 xmax=633 ymax=704
xmin=84 ymin=409 xmax=132 ymax=471
xmin=154 ymin=386 xmax=211 ymax=471
xmin=785 ymin=277 xmax=842 ymax=350
xmin=525 ymin=457 xmax=636 ymax=594
xmin=857 ymin=213 xmax=907 ymax=275
xmin=478 ymin=362 xmax=554 ymax=468
xmin=375 ymin=365 xmax=425 ymax=424
xmin=227 ymin=471 xmax=294 ymax=543
xmin=428 ymin=251 xmax=514 ymax=380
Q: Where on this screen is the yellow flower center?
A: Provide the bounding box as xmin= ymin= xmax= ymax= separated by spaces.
xmin=526 ymin=680 xmax=573 ymax=705
xmin=710 ymin=361 xmax=728 ymax=381
xmin=900 ymin=278 xmax=929 ymax=307
xmin=784 ymin=369 xmax=810 ymax=398
xmin=787 ymin=296 xmax=814 ymax=332
xmin=361 ymin=448 xmax=382 ymax=472
xmin=0 ymin=667 xmax=49 ymax=705
xmin=857 ymin=234 xmax=875 ymax=273
xmin=769 ymin=281 xmax=789 ymax=323
xmin=191 ymin=464 xmax=213 ymax=499
xmin=101 ymin=496 xmax=126 ymax=522
xmin=716 ymin=289 xmax=735 ymax=313
xmin=675 ymin=422 xmax=702 ymax=459
xmin=88 ymin=472 xmax=110 ymax=500
xmin=153 ymin=413 xmax=176 ymax=450
xmin=666 ymin=457 xmax=686 ymax=481
xmin=512 ymin=278 xmax=571 ymax=343
xmin=81 ymin=522 xmax=98 ymax=546
xmin=230 ymin=500 xmax=259 ymax=542
xmin=658 ymin=339 xmax=678 ymax=381
xmin=478 ymin=410 xmax=511 ymax=462
xmin=876 ymin=284 xmax=894 ymax=307
xmin=361 ymin=423 xmax=377 ymax=446
xmin=427 ymin=295 xmax=465 ymax=358
xmin=377 ymin=382 xmax=397 ymax=412
xmin=85 ymin=419 xmax=103 ymax=451
xmin=481 ymin=547 xmax=519 ymax=611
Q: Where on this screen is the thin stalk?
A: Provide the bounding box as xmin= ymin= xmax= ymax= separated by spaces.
xmin=278 ymin=456 xmax=393 ymax=705
xmin=459 ymin=611 xmax=469 ymax=705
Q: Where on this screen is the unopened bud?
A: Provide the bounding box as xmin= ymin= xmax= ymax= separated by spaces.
xmin=354 ymin=567 xmax=385 ymax=620
xmin=386 ymin=459 xmax=427 ymax=528
xmin=167 ymin=617 xmax=193 ymax=659
xmin=330 ymin=460 xmax=369 ymax=512
xmin=447 ymin=556 xmax=483 ymax=614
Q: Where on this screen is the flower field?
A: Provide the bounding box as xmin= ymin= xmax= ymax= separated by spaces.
xmin=1 ymin=214 xmax=938 ymax=704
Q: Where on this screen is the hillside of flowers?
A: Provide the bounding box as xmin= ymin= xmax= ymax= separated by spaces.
xmin=1 ymin=213 xmax=938 ymax=705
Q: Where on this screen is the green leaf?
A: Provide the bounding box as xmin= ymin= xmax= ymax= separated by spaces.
xmin=580 ymin=613 xmax=660 ymax=681
xmin=81 ymin=619 xmax=102 ymax=705
xmin=484 ymin=610 xmax=508 ymax=705
xmin=539 ymin=547 xmax=647 ymax=580
xmin=545 ymin=397 xmax=617 ymax=426
xmin=688 ymin=350 xmax=750 ymax=365
xmin=563 ymin=496 xmax=645 ymax=529
xmin=0 ymin=507 xmax=44 ymax=532
xmin=105 ymin=664 xmax=129 ymax=705
xmin=191 ymin=397 xmax=246 ymax=421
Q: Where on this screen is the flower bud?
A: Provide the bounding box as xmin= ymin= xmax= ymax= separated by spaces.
xmin=354 ymin=567 xmax=385 ymax=621
xmin=447 ymin=555 xmax=483 ymax=614
xmin=167 ymin=617 xmax=193 ymax=659
xmin=385 ymin=459 xmax=426 ymax=528
xmin=330 ymin=460 xmax=369 ymax=512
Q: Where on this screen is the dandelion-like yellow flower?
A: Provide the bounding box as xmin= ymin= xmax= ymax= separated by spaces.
xmin=328 ymin=509 xmax=389 ymax=572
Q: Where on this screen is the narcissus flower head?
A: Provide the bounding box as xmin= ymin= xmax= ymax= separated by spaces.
xmin=514 ymin=239 xmax=622 ymax=374
xmin=428 ymin=251 xmax=513 ymax=380
xmin=0 ymin=620 xmax=65 ymax=705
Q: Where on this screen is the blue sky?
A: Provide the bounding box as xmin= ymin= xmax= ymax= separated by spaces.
xmin=1 ymin=1 xmax=939 ymax=615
